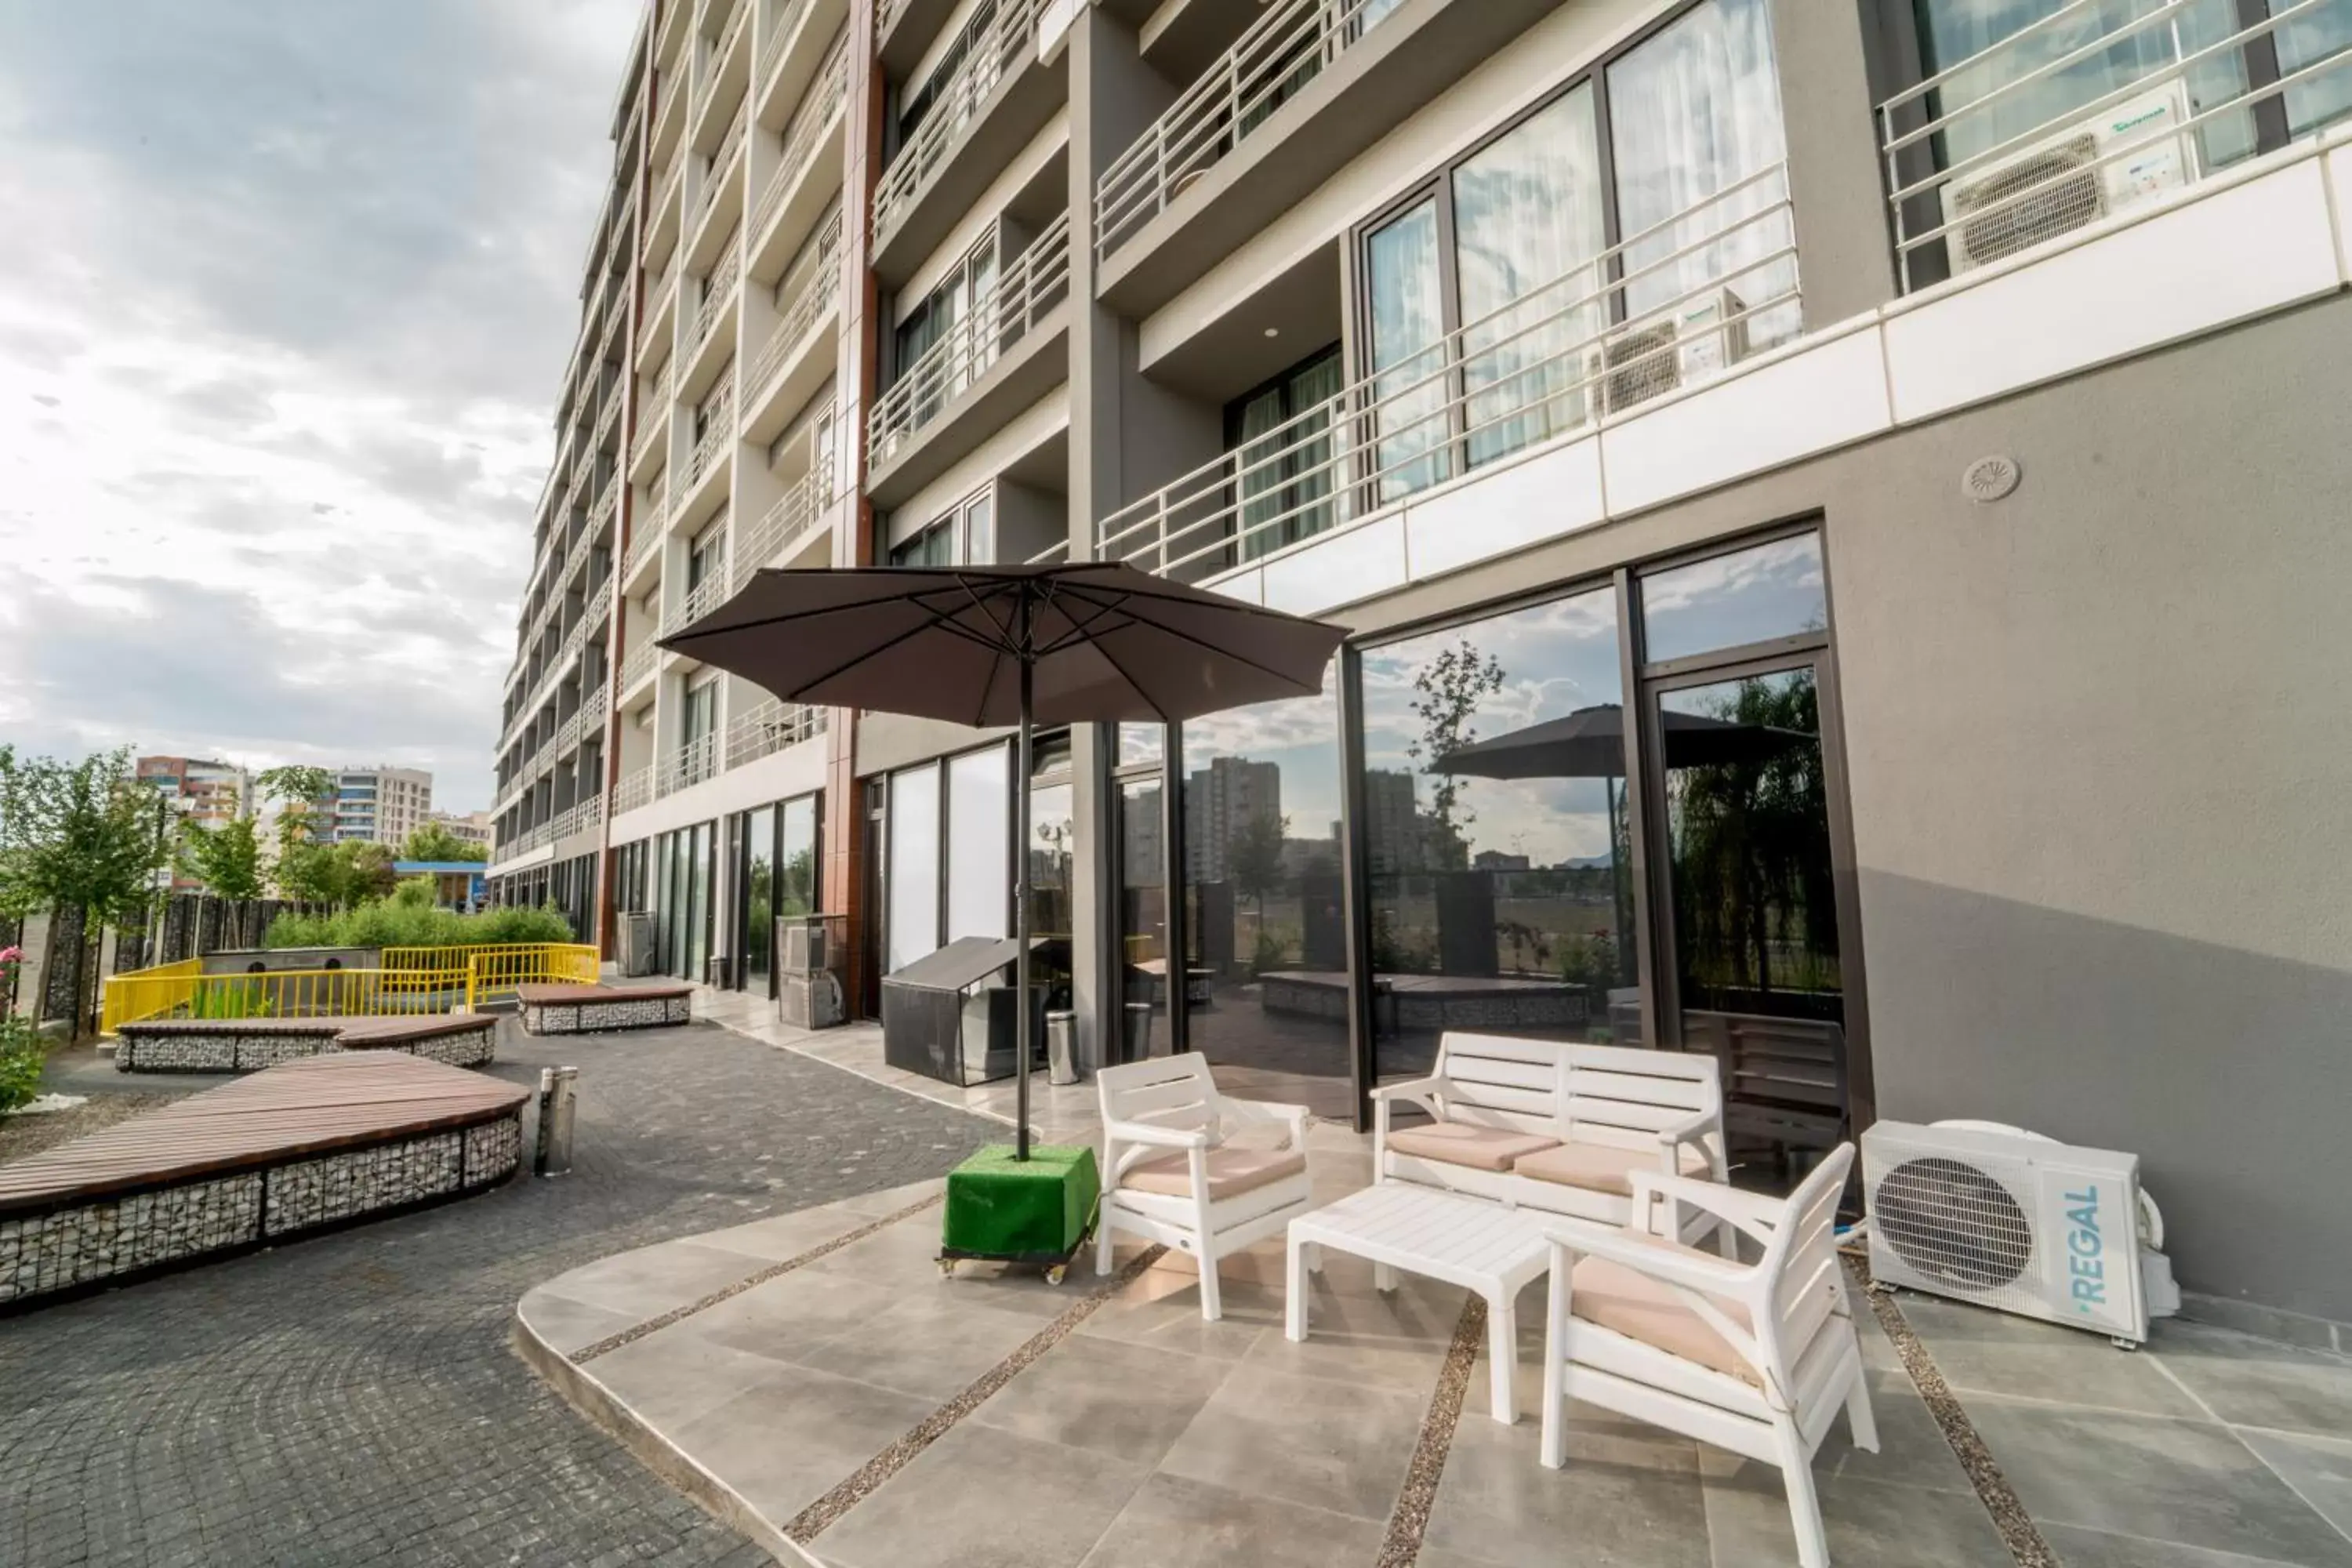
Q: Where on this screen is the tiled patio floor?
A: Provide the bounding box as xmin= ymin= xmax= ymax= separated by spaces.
xmin=525 ymin=999 xmax=2352 ymax=1567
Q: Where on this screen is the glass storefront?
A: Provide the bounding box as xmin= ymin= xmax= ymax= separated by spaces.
xmin=728 ymin=790 xmax=822 ymax=995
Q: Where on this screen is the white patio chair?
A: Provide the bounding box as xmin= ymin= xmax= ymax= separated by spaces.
xmin=1095 ymin=1052 xmax=1313 ymax=1321
xmin=1537 ymin=1144 xmax=1875 ymax=1568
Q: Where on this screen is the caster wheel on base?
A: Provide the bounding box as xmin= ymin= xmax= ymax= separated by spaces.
xmin=1045 ymin=1264 xmax=1068 ymax=1287
xmin=938 ymin=1259 xmax=957 ymax=1277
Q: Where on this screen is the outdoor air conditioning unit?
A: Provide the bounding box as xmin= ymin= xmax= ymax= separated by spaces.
xmin=1586 ymin=287 xmax=1750 ymax=416
xmin=617 ymin=911 xmax=658 ymax=978
xmin=1862 ymin=1120 xmax=2180 ymax=1346
xmin=1940 ymin=82 xmax=2197 ymax=273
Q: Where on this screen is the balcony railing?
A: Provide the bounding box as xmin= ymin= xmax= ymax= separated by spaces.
xmin=614 ymin=766 xmax=655 ymax=815
xmin=591 ymin=471 xmax=620 ymax=535
xmin=698 ymin=103 xmax=751 ymax=229
xmin=506 ymin=793 xmax=607 ymax=859
xmin=658 ymin=734 xmax=722 ymax=797
xmin=733 ymin=464 xmax=835 ymax=590
xmin=1096 ymin=0 xmax=1404 ymax=263
xmin=620 ymin=637 xmax=659 ymax=692
xmin=760 ymin=0 xmax=813 ymax=85
xmin=577 ymin=681 xmax=610 ymax=735
xmin=713 ymin=0 xmax=750 ymax=80
xmin=749 ymin=210 xmax=844 ymax=398
xmin=679 ymin=552 xmax=731 ymax=630
xmin=1025 ymin=535 xmax=1069 ymax=566
xmin=632 ymin=361 xmax=673 ymax=465
xmin=1877 ymin=0 xmax=2352 ymax=292
xmin=873 ymin=0 xmax=1047 ymax=243
xmin=687 ymin=376 xmax=736 ymax=486
xmin=869 ymin=212 xmax=1069 ymax=464
xmin=877 ymin=0 xmax=913 ymax=45
xmin=653 ymin=153 xmax=686 ymax=227
xmin=726 ymin=697 xmax=826 ymax=770
xmin=753 ymin=43 xmax=848 ymax=241
xmin=1097 ymin=164 xmax=1798 ymax=578
xmin=693 ymin=241 xmax=742 ymax=355
xmin=628 ymin=491 xmax=668 ymax=575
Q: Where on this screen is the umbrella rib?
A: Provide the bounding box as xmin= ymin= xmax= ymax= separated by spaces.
xmin=1048 ymin=583 xmax=1333 ymax=696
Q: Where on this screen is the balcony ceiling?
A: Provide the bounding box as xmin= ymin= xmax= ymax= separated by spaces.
xmin=1142 ymin=241 xmax=1341 ymax=404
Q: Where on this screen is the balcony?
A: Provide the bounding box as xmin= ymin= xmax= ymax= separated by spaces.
xmin=869 ymin=0 xmax=1065 ymax=284
xmin=748 ymin=42 xmax=848 ymax=281
xmin=866 ymin=212 xmax=1070 ymax=506
xmin=755 ymin=0 xmax=848 ymax=130
xmin=745 ymin=210 xmax=844 ymax=442
xmin=685 ymin=104 xmax=750 ymax=275
xmin=684 ymin=376 xmax=736 ymax=499
xmin=1093 ymin=0 xmax=1555 ymax=316
xmin=619 ymin=637 xmax=659 ymax=699
xmin=685 ymin=241 xmax=744 ymax=397
xmin=647 ymin=151 xmax=686 ymax=265
xmin=725 ymin=697 xmax=826 ymax=770
xmin=613 ymin=765 xmax=655 ymax=816
xmin=626 ymin=487 xmax=669 ymax=589
xmin=1098 ymin=165 xmax=1798 ymax=579
xmin=657 ymin=734 xmax=721 ymax=797
xmin=677 ymin=551 xmax=731 ymax=635
xmin=692 ymin=0 xmax=753 ymax=152
xmin=733 ymin=465 xmax=836 ymax=590
xmin=630 ymin=359 xmax=674 ymax=478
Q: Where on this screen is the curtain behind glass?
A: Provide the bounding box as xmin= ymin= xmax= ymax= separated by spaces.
xmin=1455 ymin=85 xmax=1606 ymax=468
xmin=946 ymin=746 xmax=1011 ymax=943
xmin=1235 ymin=385 xmax=1290 ymax=561
xmin=1364 ymin=199 xmax=1450 ymax=503
xmin=1608 ymin=0 xmax=1796 ymax=366
xmin=887 ymin=767 xmax=941 ymax=973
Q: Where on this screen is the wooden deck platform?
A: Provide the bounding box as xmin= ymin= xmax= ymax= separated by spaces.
xmin=114 ymin=1012 xmax=499 ymax=1073
xmin=1 ymin=1054 xmax=531 ymax=1309
xmin=518 ymin=983 xmax=692 ymax=1036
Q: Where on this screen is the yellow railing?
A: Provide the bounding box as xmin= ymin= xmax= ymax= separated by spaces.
xmin=176 ymin=968 xmax=416 ymax=1022
xmin=97 ymin=958 xmax=204 ymax=1034
xmin=464 ymin=944 xmax=601 ymax=1011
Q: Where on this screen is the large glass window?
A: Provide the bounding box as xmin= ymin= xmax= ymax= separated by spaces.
xmin=1638 ymin=531 xmax=1826 ymax=662
xmin=946 ymin=746 xmax=1011 ymax=942
xmin=886 ymin=764 xmax=942 ymax=972
xmin=1359 ymin=589 xmax=1639 ymax=1087
xmin=1363 ymin=198 xmax=1450 ymax=503
xmin=1116 ymin=776 xmax=1170 ymax=1062
xmin=2276 ymin=2 xmax=2352 ymax=139
xmin=778 ymin=795 xmax=819 ymax=917
xmin=1178 ymin=660 xmax=1349 ymax=1118
xmin=1229 ymin=347 xmax=1343 ymax=560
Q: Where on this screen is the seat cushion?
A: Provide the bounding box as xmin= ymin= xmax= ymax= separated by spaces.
xmin=1385 ymin=1120 xmax=1560 ymax=1173
xmin=1513 ymin=1138 xmax=1711 ymax=1198
xmin=1124 ymin=1145 xmax=1308 ymax=1202
xmin=1570 ymin=1245 xmax=1760 ymax=1388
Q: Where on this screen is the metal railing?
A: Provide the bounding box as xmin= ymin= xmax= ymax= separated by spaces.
xmin=754 ymin=42 xmax=850 ymax=242
xmin=1097 ymin=165 xmax=1798 ymax=577
xmin=1877 ymin=0 xmax=2352 ymax=292
xmin=749 ymin=211 xmax=844 ymax=399
xmin=698 ymin=103 xmax=751 ymax=230
xmin=711 ymin=0 xmax=750 ymax=80
xmin=99 ymin=946 xmax=599 ymax=1032
xmin=760 ymin=0 xmax=813 ymax=84
xmin=692 ymin=241 xmax=742 ymax=358
xmin=464 ymin=944 xmax=601 ymax=1010
xmin=734 ymin=464 xmax=835 ymax=588
xmin=633 ymin=361 xmax=674 ymax=464
xmin=869 ymin=212 xmax=1069 ymax=463
xmin=590 ymin=473 xmax=619 ymax=536
xmin=688 ymin=375 xmax=736 ymax=486
xmin=614 ymin=765 xmax=655 ymax=815
xmin=877 ymin=0 xmax=913 ymax=44
xmin=1096 ymin=0 xmax=1405 ymax=262
xmin=1026 ymin=535 xmax=1070 ymax=566
xmin=658 ymin=733 xmax=722 ymax=797
xmin=726 ymin=696 xmax=826 ymax=769
xmin=621 ymin=637 xmax=659 ymax=691
xmin=679 ymin=551 xmax=731 ymax=629
xmin=653 ymin=152 xmax=686 ymax=229
xmin=97 ymin=958 xmax=203 ymax=1034
xmin=577 ymin=680 xmax=609 ymax=731
xmin=873 ymin=0 xmax=1048 ymax=243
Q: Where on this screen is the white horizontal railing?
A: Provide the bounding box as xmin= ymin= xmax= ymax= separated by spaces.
xmin=733 ymin=463 xmax=835 ymax=589
xmin=687 ymin=375 xmax=736 ymax=486
xmin=760 ymin=0 xmax=811 ymax=84
xmin=1098 ymin=165 xmax=1798 ymax=578
xmin=698 ymin=103 xmax=751 ymax=229
xmin=877 ymin=0 xmax=913 ymax=45
xmin=1095 ymin=0 xmax=1403 ymax=263
xmin=632 ymin=360 xmax=673 ymax=465
xmin=869 ymin=212 xmax=1069 ymax=464
xmin=576 ymin=681 xmax=610 ymax=735
xmin=693 ymin=241 xmax=742 ymax=355
xmin=614 ymin=765 xmax=655 ymax=815
xmin=590 ymin=472 xmax=620 ymax=535
xmin=679 ymin=553 xmax=731 ymax=630
xmin=653 ymin=152 xmax=686 ymax=229
xmin=620 ymin=637 xmax=659 ymax=692
xmin=713 ymin=0 xmax=750 ymax=78
xmin=1025 ymin=535 xmax=1069 ymax=566
xmin=628 ymin=488 xmax=669 ymax=575
xmin=753 ymin=42 xmax=848 ymax=241
xmin=749 ymin=209 xmax=844 ymax=399
xmin=658 ymin=734 xmax=722 ymax=797
xmin=726 ymin=697 xmax=826 ymax=769
xmin=1878 ymin=0 xmax=2352 ymax=292
xmin=873 ymin=0 xmax=1047 ymax=243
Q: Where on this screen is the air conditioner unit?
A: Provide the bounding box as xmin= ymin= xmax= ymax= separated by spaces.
xmin=1862 ymin=1120 xmax=2180 ymax=1346
xmin=1940 ymin=82 xmax=2197 ymax=273
xmin=1587 ymin=287 xmax=1750 ymax=416
xmin=617 ymin=911 xmax=658 ymax=978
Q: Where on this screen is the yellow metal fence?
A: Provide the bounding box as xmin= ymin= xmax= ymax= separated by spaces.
xmin=98 ymin=944 xmax=601 ymax=1034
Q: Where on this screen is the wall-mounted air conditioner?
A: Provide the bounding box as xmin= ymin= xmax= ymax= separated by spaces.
xmin=1587 ymin=287 xmax=1750 ymax=416
xmin=1940 ymin=82 xmax=2196 ymax=273
xmin=1862 ymin=1120 xmax=2181 ymax=1346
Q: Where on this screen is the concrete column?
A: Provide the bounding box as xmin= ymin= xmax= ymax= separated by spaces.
xmin=1769 ymin=0 xmax=1899 ymax=326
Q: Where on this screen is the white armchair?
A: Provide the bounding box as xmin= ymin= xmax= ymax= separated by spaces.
xmin=1095 ymin=1052 xmax=1313 ymax=1321
xmin=1538 ymin=1145 xmax=1875 ymax=1568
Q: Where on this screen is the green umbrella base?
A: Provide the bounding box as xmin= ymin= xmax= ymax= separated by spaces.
xmin=939 ymin=1144 xmax=1100 ymax=1276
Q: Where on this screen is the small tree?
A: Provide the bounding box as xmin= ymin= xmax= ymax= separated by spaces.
xmin=401 ymin=822 xmax=486 ymax=865
xmin=1226 ymin=808 xmax=1290 ymax=974
xmin=179 ymin=815 xmax=266 ymax=901
xmin=1403 ymin=639 xmax=1505 ymax=869
xmin=256 ymin=766 xmax=336 ymax=900
xmin=0 ymin=747 xmax=174 ymax=1038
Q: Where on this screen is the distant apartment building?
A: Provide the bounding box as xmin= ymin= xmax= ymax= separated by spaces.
xmin=135 ymin=756 xmax=250 ymax=826
xmin=425 ymin=809 xmax=495 ymax=848
xmin=491 ymin=0 xmax=2352 ymax=1326
xmin=325 ymin=767 xmax=433 ymax=847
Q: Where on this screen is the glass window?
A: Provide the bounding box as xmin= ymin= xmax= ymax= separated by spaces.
xmin=1029 ymin=779 xmax=1076 ymax=1013
xmin=1364 ymin=198 xmax=1450 ymax=504
xmin=2275 ymin=1 xmax=2352 ymax=140
xmin=1178 ymin=660 xmax=1349 ymax=1118
xmin=1116 ymin=724 xmax=1163 ymax=768
xmin=1229 ymin=347 xmax=1343 ymax=560
xmin=742 ymin=807 xmax=775 ymax=992
xmin=1639 ymin=532 xmax=1826 ymax=664
xmin=946 ymin=746 xmax=1011 ymax=942
xmin=887 ymin=764 xmax=942 ymax=972
xmin=1358 ymin=590 xmax=1639 ymax=1086
xmin=779 ymin=795 xmax=819 ymax=916
xmin=1117 ymin=776 xmax=1170 ymax=1062
xmin=686 ymin=821 xmax=713 ymax=984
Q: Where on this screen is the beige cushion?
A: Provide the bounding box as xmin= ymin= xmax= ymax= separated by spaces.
xmin=1570 ymin=1243 xmax=1761 ymax=1388
xmin=1124 ymin=1145 xmax=1307 ymax=1202
xmin=1385 ymin=1120 xmax=1560 ymax=1173
xmin=1513 ymin=1138 xmax=1712 ymax=1198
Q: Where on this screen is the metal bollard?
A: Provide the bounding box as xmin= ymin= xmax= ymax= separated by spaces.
xmin=535 ymin=1065 xmax=579 ymax=1177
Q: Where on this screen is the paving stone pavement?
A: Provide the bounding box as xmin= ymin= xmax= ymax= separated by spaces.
xmin=0 ymin=1016 xmax=1002 ymax=1567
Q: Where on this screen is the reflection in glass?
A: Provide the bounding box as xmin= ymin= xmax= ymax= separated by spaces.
xmin=946 ymin=746 xmax=1010 ymax=942
xmin=1116 ymin=724 xmax=1163 ymax=768
xmin=2276 ymin=0 xmax=2352 ymax=140
xmin=1364 ymin=198 xmax=1451 ymax=503
xmin=743 ymin=808 xmax=775 ymax=993
xmin=1639 ymin=532 xmax=1826 ymax=664
xmin=1029 ymin=781 xmax=1075 ymax=1013
xmin=778 ymin=795 xmax=819 ymax=917
xmin=1179 ymin=660 xmax=1348 ymax=1118
xmin=887 ymin=766 xmax=941 ymax=973
xmin=1454 ymin=85 xmax=1607 ymax=466
xmin=1117 ymin=777 xmax=1170 ymax=1062
xmin=686 ymin=822 xmax=713 ymax=985
xmin=1357 ymin=590 xmax=1637 ymax=1087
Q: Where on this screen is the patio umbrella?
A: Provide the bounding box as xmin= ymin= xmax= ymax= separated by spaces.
xmin=1436 ymin=702 xmax=1804 ymax=781
xmin=661 ymin=561 xmax=1347 ymax=1158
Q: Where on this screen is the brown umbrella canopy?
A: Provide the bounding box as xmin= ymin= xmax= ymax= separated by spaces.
xmin=656 ymin=561 xmax=1348 ymax=726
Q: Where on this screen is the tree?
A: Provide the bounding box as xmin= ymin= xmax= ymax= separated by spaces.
xmin=256 ymin=765 xmax=336 ymax=900
xmin=1225 ymin=808 xmax=1289 ymax=922
xmin=401 ymin=822 xmax=487 ymax=865
xmin=0 ymin=746 xmax=172 ymax=925
xmin=179 ymin=815 xmax=266 ymax=901
xmin=1403 ymin=638 xmax=1505 ymax=868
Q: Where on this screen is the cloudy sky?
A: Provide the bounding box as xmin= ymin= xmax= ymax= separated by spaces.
xmin=0 ymin=0 xmax=640 ymax=813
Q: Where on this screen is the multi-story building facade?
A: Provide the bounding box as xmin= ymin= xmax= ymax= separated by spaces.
xmin=492 ymin=0 xmax=2352 ymax=1327
xmin=325 ymin=766 xmax=434 ymax=847
xmin=134 ymin=756 xmax=250 ymax=826
xmin=424 ymin=809 xmax=495 ymax=849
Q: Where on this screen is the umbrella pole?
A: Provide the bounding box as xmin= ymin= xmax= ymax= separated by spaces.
xmin=1014 ymin=602 xmax=1034 ymax=1162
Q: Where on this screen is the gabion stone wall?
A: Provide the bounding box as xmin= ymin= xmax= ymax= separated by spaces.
xmin=114 ymin=1018 xmax=498 ymax=1074
xmin=523 ymin=992 xmax=691 ymax=1036
xmin=0 ymin=1108 xmax=523 ymax=1308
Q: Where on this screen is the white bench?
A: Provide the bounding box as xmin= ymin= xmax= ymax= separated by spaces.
xmin=1284 ymin=1182 xmax=1553 ymax=1425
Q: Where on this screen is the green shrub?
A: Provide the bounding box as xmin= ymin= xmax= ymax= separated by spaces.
xmin=0 ymin=1028 xmax=42 ymax=1115
xmin=264 ymin=900 xmax=575 ymax=952
xmin=390 ymin=875 xmax=437 ymax=909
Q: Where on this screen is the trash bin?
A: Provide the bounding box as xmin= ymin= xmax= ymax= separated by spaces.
xmin=1123 ymin=1001 xmax=1156 ymax=1059
xmin=1045 ymin=1009 xmax=1078 ymax=1086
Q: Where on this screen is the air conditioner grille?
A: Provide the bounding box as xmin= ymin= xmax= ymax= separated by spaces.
xmin=1599 ymin=321 xmax=1681 ymax=413
xmin=1953 ymin=135 xmax=2103 ymax=265
xmin=1874 ymin=1155 xmax=2034 ymax=1290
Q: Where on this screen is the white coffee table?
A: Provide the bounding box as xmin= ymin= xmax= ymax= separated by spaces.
xmin=1286 ymin=1182 xmax=1552 ymax=1424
